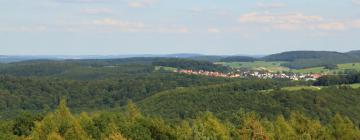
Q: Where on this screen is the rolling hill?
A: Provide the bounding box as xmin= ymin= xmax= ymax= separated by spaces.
xmin=261 ymin=51 xmax=360 ymax=69
xmin=139 ymin=83 xmax=360 ymax=124
xmin=220 ymin=56 xmax=257 ymax=62
xmin=262 ymin=51 xmax=354 ymax=62
xmin=347 ymin=50 xmax=360 ymax=58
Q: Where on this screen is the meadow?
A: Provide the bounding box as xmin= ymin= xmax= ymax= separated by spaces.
xmin=218 ymin=61 xmax=360 ymax=74
xmin=217 ymin=61 xmax=289 ymax=72
xmin=292 ymin=63 xmax=360 ymax=74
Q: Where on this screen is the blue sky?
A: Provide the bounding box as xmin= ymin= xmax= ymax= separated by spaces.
xmin=1 ymin=0 xmax=360 ymax=55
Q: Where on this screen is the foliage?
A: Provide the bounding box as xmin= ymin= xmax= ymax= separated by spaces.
xmin=1 ymin=57 xmax=360 ymax=139
xmin=313 ymin=72 xmax=360 ymax=86
xmin=152 ymin=58 xmax=230 ymax=72
xmin=220 ymin=56 xmax=257 ymax=62
xmin=218 ymin=61 xmax=289 ymax=72
xmin=139 ymin=85 xmax=360 ymax=125
xmin=1 ymin=99 xmax=360 ymax=140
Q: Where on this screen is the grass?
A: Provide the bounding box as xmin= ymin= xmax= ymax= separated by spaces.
xmin=217 ymin=61 xmax=289 ymax=72
xmin=154 ymin=66 xmax=177 ymax=71
xmin=292 ymin=67 xmax=329 ymax=74
xmin=281 ymin=83 xmax=360 ymax=91
xmin=291 ymin=63 xmax=360 ymax=74
xmin=282 ymin=86 xmax=322 ymax=91
xmin=350 ymin=83 xmax=360 ymax=89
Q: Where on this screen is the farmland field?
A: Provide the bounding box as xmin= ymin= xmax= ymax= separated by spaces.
xmin=292 ymin=63 xmax=360 ymax=74
xmin=217 ymin=61 xmax=289 ymax=72
xmin=350 ymin=83 xmax=360 ymax=88
xmin=154 ymin=66 xmax=177 ymax=71
xmin=281 ymin=86 xmax=322 ymax=91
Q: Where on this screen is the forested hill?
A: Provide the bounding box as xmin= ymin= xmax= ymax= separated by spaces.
xmin=260 ymin=51 xmax=360 ymax=69
xmin=139 ymin=84 xmax=360 ymax=124
xmin=220 ymin=56 xmax=257 ymax=62
xmin=1 ymin=56 xmax=360 ymax=139
xmin=152 ymin=58 xmax=230 ymax=72
xmin=262 ymin=51 xmax=352 ymax=61
xmin=0 ymin=57 xmax=231 ymax=78
xmin=347 ymin=50 xmax=360 ymax=58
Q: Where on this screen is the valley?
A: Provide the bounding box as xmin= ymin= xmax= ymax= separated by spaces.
xmin=1 ymin=50 xmax=360 ymax=139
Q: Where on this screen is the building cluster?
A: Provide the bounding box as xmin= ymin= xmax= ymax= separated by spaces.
xmin=175 ymin=70 xmax=232 ymax=78
xmin=174 ymin=69 xmax=323 ymax=81
xmin=244 ymin=71 xmax=322 ymax=81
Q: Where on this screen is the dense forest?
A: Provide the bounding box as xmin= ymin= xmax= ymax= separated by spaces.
xmin=314 ymin=72 xmax=360 ymax=86
xmin=1 ymin=99 xmax=360 ymax=140
xmin=220 ymin=56 xmax=257 ymax=62
xmin=152 ymin=58 xmax=230 ymax=72
xmin=1 ymin=58 xmax=360 ymax=139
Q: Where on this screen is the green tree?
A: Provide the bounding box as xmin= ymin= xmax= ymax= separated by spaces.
xmin=236 ymin=112 xmax=269 ymax=140
xmin=30 ymin=99 xmax=89 ymax=140
xmin=192 ymin=112 xmax=231 ymax=140
xmin=273 ymin=115 xmax=296 ymax=140
xmin=126 ymin=100 xmax=142 ymax=122
xmin=331 ymin=113 xmax=360 ymax=140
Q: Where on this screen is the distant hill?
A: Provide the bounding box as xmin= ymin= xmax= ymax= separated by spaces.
xmin=139 ymin=82 xmax=360 ymax=123
xmin=152 ymin=58 xmax=230 ymax=72
xmin=220 ymin=56 xmax=257 ymax=62
xmin=262 ymin=51 xmax=360 ymax=69
xmin=263 ymin=51 xmax=352 ymax=61
xmin=187 ymin=55 xmax=225 ymax=62
xmin=347 ymin=50 xmax=360 ymax=58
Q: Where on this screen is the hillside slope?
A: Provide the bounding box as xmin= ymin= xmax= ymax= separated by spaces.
xmin=139 ymin=85 xmax=360 ymax=124
xmin=262 ymin=51 xmax=360 ymax=69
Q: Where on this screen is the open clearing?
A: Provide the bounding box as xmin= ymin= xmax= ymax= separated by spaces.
xmin=217 ymin=61 xmax=289 ymax=72
xmin=292 ymin=63 xmax=360 ymax=74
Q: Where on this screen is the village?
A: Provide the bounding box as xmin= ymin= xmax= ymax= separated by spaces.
xmin=174 ymin=69 xmax=323 ymax=81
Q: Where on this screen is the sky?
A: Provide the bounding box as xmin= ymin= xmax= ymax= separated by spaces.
xmin=1 ymin=0 xmax=360 ymax=55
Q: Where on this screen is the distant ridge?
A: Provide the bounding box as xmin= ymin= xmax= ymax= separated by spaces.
xmin=2 ymin=50 xmax=360 ymax=64
xmin=260 ymin=50 xmax=360 ymax=69
xmin=347 ymin=50 xmax=360 ymax=58
xmin=262 ymin=51 xmax=352 ymax=61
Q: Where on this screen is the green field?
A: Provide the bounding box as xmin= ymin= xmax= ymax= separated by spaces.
xmin=217 ymin=61 xmax=289 ymax=72
xmin=219 ymin=61 xmax=360 ymax=74
xmin=350 ymin=83 xmax=360 ymax=88
xmin=154 ymin=66 xmax=178 ymax=71
xmin=281 ymin=84 xmax=360 ymax=91
xmin=281 ymin=86 xmax=322 ymax=91
xmin=292 ymin=63 xmax=360 ymax=74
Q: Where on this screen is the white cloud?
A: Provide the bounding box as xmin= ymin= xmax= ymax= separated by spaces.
xmin=81 ymin=8 xmax=113 ymax=14
xmin=239 ymin=12 xmax=323 ymax=24
xmin=89 ymin=18 xmax=189 ymax=33
xmin=156 ymin=26 xmax=189 ymax=33
xmin=316 ymin=22 xmax=346 ymax=31
xmin=256 ymin=2 xmax=287 ymax=9
xmin=92 ymin=18 xmax=145 ymax=32
xmin=0 ymin=26 xmax=48 ymax=32
xmin=272 ymin=23 xmax=303 ymax=31
xmin=351 ymin=20 xmax=360 ymax=28
xmin=208 ymin=28 xmax=221 ymax=33
xmin=238 ymin=12 xmax=353 ymax=31
xmin=128 ymin=0 xmax=157 ymax=8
